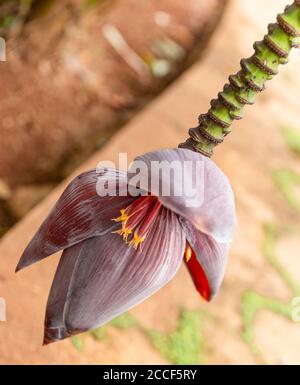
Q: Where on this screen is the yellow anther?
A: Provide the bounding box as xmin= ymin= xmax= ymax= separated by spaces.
xmin=129 ymin=233 xmax=145 ymax=251
xmin=113 ymin=226 xmax=132 ymax=241
xmin=112 ymin=197 xmax=161 ymax=252
xmin=112 ymin=209 xmax=128 ymax=223
xmin=185 ymin=244 xmax=192 ymax=262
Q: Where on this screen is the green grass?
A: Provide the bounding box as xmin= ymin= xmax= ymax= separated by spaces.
xmin=0 ymin=15 xmax=15 ymax=28
xmin=146 ymin=310 xmax=203 ymax=364
xmin=71 ymin=335 xmax=84 ymax=353
xmin=71 ymin=312 xmax=138 ymax=351
xmin=241 ymin=290 xmax=293 ymax=363
xmin=109 ymin=312 xmax=138 ymax=329
xmin=241 ymin=223 xmax=300 ymax=363
xmin=282 ymin=126 xmax=300 ymax=156
xmin=71 ymin=310 xmax=204 ymax=364
xmin=90 ymin=327 xmax=107 ymax=341
xmin=272 ymin=169 xmax=300 ymax=213
xmin=263 ymin=224 xmax=300 ymax=294
xmin=84 ymin=0 xmax=107 ymax=9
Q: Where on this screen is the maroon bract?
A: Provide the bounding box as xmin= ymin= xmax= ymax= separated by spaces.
xmin=16 ymin=148 xmax=236 ymax=344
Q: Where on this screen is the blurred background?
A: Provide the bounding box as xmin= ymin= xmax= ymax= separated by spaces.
xmin=0 ymin=0 xmax=300 ymax=364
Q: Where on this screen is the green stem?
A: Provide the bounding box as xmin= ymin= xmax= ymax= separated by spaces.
xmin=180 ymin=1 xmax=300 ymax=157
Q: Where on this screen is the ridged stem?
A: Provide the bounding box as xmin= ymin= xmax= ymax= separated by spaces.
xmin=180 ymin=1 xmax=300 ymax=157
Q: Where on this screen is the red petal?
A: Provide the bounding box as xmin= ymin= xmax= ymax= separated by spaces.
xmin=185 ymin=245 xmax=211 ymax=301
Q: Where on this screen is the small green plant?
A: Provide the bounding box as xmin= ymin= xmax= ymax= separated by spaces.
xmin=90 ymin=327 xmax=107 ymax=341
xmin=71 ymin=310 xmax=205 ymax=365
xmin=72 ymin=312 xmax=138 ymax=351
xmin=146 ymin=310 xmax=203 ymax=365
xmin=71 ymin=336 xmax=84 ymax=353
xmin=110 ymin=313 xmax=138 ymax=329
xmin=282 ymin=126 xmax=300 ymax=155
xmin=84 ymin=0 xmax=107 ymax=9
xmin=241 ymin=223 xmax=300 ymax=362
xmin=273 ymin=169 xmax=300 ymax=213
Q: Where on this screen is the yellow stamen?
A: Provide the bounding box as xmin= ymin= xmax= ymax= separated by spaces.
xmin=113 ymin=226 xmax=132 ymax=241
xmin=112 ymin=209 xmax=128 ymax=223
xmin=185 ymin=244 xmax=192 ymax=262
xmin=112 ymin=197 xmax=161 ymax=252
xmin=129 ymin=232 xmax=145 ymax=250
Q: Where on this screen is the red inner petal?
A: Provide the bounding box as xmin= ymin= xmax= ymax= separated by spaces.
xmin=125 ymin=195 xmax=155 ymax=218
xmin=114 ymin=195 xmax=162 ymax=249
xmin=185 ymin=247 xmax=211 ymax=301
xmin=134 ymin=199 xmax=161 ymax=239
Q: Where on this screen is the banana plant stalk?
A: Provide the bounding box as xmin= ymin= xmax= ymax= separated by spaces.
xmin=180 ymin=0 xmax=300 ymax=157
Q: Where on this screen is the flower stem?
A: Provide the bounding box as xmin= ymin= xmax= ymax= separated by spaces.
xmin=180 ymin=1 xmax=300 ymax=157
